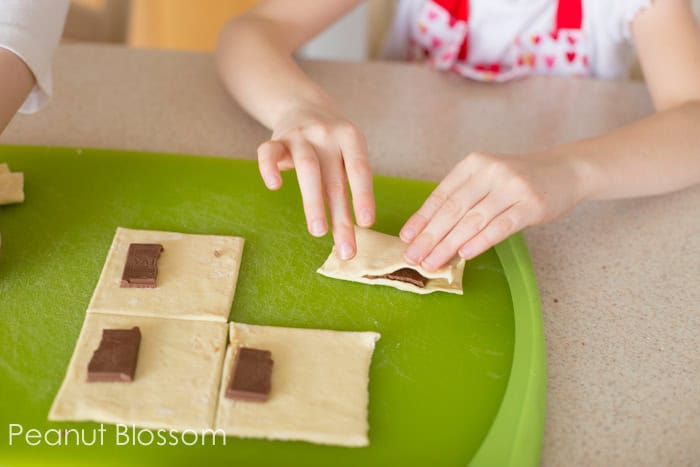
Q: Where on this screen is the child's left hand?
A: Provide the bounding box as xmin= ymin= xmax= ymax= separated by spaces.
xmin=399 ymin=151 xmax=587 ymax=271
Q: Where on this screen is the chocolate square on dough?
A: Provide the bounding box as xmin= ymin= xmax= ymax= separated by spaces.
xmin=51 ymin=314 xmax=228 ymax=431
xmin=120 ymin=243 xmax=164 ymax=288
xmin=89 ymin=228 xmax=245 ymax=321
xmin=215 ymin=322 xmax=380 ymax=446
xmin=226 ymin=347 xmax=273 ymax=402
xmin=87 ymin=327 xmax=141 ymax=382
xmin=365 ymin=268 xmax=428 ymax=288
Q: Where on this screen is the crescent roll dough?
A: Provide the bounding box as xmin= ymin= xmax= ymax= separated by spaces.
xmin=215 ymin=322 xmax=380 ymax=447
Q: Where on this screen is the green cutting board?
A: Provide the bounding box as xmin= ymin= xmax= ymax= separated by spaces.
xmin=0 ymin=146 xmax=545 ymax=467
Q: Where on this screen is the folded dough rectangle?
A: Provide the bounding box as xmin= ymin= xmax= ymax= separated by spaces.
xmin=317 ymin=226 xmax=465 ymax=295
xmin=87 ymin=227 xmax=244 ymax=321
xmin=215 ymin=322 xmax=380 ymax=447
xmin=49 ymin=313 xmax=227 ymax=431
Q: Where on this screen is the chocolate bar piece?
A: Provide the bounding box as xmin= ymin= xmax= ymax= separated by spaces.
xmin=87 ymin=327 xmax=141 ymax=382
xmin=364 ymin=268 xmax=429 ymax=288
xmin=120 ymin=243 xmax=164 ymax=288
xmin=225 ymin=347 xmax=273 ymax=402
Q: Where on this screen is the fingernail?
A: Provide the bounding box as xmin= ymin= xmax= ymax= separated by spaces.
xmin=339 ymin=243 xmax=355 ymax=260
xmin=421 ymin=256 xmax=436 ymax=270
xmin=310 ymin=220 xmax=326 ymax=237
xmin=459 ymin=245 xmax=474 ymax=259
xmin=265 ymin=176 xmax=280 ymax=189
xmin=359 ymin=209 xmax=373 ymax=227
xmin=401 ymin=227 xmax=416 ymax=242
xmin=404 ymin=245 xmax=420 ymax=264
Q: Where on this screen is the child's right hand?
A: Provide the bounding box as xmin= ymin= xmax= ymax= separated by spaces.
xmin=257 ymin=103 xmax=375 ymax=260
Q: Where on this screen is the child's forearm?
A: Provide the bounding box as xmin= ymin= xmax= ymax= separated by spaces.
xmin=554 ymin=100 xmax=700 ymax=201
xmin=0 ymin=48 xmax=35 ymax=134
xmin=216 ymin=15 xmax=337 ymax=130
xmin=215 ymin=2 xmax=375 ymax=259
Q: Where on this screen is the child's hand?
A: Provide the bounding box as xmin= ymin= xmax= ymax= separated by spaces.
xmin=400 ymin=152 xmax=585 ymax=270
xmin=257 ymin=104 xmax=375 ymax=260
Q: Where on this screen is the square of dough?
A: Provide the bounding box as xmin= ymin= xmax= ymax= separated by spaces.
xmin=87 ymin=227 xmax=244 ymax=321
xmin=49 ymin=312 xmax=227 ymax=431
xmin=317 ymin=226 xmax=465 ymax=295
xmin=215 ymin=322 xmax=381 ymax=447
xmin=0 ymin=172 xmax=24 ymax=205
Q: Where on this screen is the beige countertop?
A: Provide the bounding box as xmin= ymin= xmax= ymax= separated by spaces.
xmin=3 ymin=44 xmax=698 ymax=465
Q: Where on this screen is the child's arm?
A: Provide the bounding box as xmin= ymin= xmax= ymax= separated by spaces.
xmin=401 ymin=0 xmax=700 ymax=271
xmin=216 ymin=0 xmax=373 ymax=260
xmin=0 ymin=0 xmax=70 ymax=134
xmin=0 ymin=48 xmax=35 ymax=133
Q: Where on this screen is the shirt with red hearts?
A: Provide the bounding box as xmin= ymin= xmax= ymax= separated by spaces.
xmin=381 ymin=0 xmax=652 ymax=81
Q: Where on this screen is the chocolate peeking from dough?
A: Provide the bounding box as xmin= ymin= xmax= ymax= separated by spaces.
xmin=364 ymin=268 xmax=429 ymax=288
xmin=120 ymin=243 xmax=164 ymax=288
xmin=226 ymin=347 xmax=274 ymax=402
xmin=87 ymin=327 xmax=141 ymax=382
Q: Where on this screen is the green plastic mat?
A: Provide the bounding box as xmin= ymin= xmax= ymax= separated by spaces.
xmin=0 ymin=146 xmax=545 ymax=466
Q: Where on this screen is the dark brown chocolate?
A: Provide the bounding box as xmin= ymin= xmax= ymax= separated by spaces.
xmin=225 ymin=347 xmax=273 ymax=402
xmin=87 ymin=327 xmax=141 ymax=382
xmin=364 ymin=267 xmax=429 ymax=288
xmin=120 ymin=243 xmax=164 ymax=288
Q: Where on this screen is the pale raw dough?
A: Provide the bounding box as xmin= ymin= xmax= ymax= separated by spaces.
xmin=49 ymin=312 xmax=228 ymax=431
xmin=215 ymin=322 xmax=380 ymax=447
xmin=87 ymin=227 xmax=244 ymax=321
xmin=0 ymin=172 xmax=24 ymax=205
xmin=317 ymin=226 xmax=465 ymax=295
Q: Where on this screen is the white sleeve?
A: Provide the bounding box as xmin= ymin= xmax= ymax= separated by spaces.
xmin=617 ymin=0 xmax=653 ymax=42
xmin=584 ymin=0 xmax=653 ymax=79
xmin=0 ymin=0 xmax=69 ymax=114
